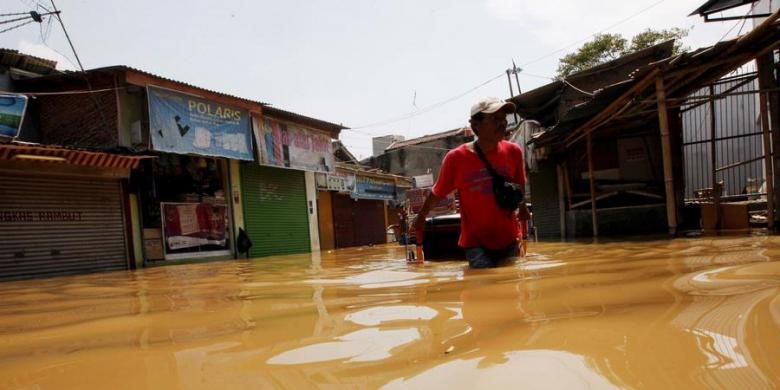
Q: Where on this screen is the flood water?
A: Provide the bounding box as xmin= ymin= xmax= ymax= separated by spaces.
xmin=1 ymin=236 xmax=779 ymax=389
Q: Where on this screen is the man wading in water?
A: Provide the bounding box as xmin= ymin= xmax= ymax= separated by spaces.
xmin=414 ymin=97 xmax=529 ymax=268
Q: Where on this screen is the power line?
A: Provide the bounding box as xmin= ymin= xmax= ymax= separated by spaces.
xmin=349 ymin=72 xmax=506 ymax=131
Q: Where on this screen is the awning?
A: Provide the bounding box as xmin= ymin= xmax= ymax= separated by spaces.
xmin=0 ymin=142 xmax=152 ymax=169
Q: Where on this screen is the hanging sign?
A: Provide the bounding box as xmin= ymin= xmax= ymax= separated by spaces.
xmin=315 ymin=173 xmax=355 ymax=192
xmin=0 ymin=94 xmax=28 ymax=139
xmin=148 ymin=86 xmax=253 ymax=160
xmin=352 ymin=175 xmax=396 ymax=201
xmin=253 ymin=116 xmax=334 ymax=172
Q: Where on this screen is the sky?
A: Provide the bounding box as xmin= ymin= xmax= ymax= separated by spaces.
xmin=1 ymin=0 xmax=757 ymax=160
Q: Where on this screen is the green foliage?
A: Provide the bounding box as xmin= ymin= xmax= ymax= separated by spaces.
xmin=555 ymin=28 xmax=689 ymax=79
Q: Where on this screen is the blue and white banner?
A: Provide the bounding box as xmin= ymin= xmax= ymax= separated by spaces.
xmin=352 ymin=175 xmax=396 ymax=201
xmin=0 ymin=94 xmax=28 ymax=139
xmin=148 ymin=86 xmax=253 ymax=160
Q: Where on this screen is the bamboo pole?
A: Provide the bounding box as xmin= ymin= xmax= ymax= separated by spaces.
xmin=556 ymin=163 xmax=567 ymax=239
xmin=709 ymin=84 xmax=720 ymax=231
xmin=760 ymin=91 xmax=775 ymax=230
xmin=656 ymin=76 xmax=678 ymax=235
xmin=587 ymin=134 xmax=598 ymax=237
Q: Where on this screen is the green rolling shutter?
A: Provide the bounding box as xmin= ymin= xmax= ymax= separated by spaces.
xmin=241 ymin=164 xmax=310 ymax=257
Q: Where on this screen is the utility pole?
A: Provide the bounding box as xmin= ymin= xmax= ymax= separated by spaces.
xmin=506 ymin=60 xmax=523 ymax=124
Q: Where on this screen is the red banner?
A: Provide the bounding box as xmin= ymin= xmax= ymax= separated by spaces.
xmin=161 ymin=203 xmax=227 ymax=250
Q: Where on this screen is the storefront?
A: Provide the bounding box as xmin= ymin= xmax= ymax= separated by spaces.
xmin=320 ymin=168 xmax=404 ymax=249
xmin=0 ymin=143 xmax=146 ymax=280
xmin=240 ymin=114 xmax=334 ymax=257
xmin=137 ymin=86 xmax=254 ymax=262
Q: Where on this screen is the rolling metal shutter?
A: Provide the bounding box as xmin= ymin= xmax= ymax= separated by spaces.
xmin=0 ymin=174 xmax=128 ymax=281
xmin=241 ymin=164 xmax=310 ymax=257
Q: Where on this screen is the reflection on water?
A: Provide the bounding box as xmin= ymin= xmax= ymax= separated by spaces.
xmin=0 ymin=237 xmax=779 ymax=388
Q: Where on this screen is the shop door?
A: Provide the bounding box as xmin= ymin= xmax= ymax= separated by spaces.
xmin=332 ymin=193 xmax=355 ymax=248
xmin=241 ymin=164 xmax=310 ymax=257
xmin=353 ymin=200 xmax=386 ymax=246
xmin=0 ymin=174 xmax=128 ymax=280
xmin=332 ymin=195 xmax=386 ymax=248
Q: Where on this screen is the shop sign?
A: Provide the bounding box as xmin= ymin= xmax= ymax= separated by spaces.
xmin=315 ymin=173 xmax=354 ymax=192
xmin=0 ymin=93 xmax=28 ymax=139
xmin=412 ymin=174 xmax=434 ymax=188
xmin=161 ymin=202 xmax=228 ymax=250
xmin=0 ymin=210 xmax=82 ymax=222
xmin=148 ymin=86 xmax=253 ymax=160
xmin=253 ymin=116 xmax=334 ymax=172
xmin=352 ymin=175 xmax=396 ymax=201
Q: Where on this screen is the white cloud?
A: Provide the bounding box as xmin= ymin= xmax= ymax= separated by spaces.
xmin=17 ymin=40 xmax=78 ymax=71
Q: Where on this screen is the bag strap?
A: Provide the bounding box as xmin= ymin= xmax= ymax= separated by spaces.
xmin=473 ymin=141 xmax=502 ymax=180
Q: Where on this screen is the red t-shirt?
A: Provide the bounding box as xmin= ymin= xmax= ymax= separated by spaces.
xmin=432 ymin=140 xmax=526 ymax=250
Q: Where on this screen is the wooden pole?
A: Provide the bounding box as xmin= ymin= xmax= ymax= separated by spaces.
xmin=563 ymin=161 xmax=573 ymax=210
xmin=757 ymin=54 xmax=777 ymax=231
xmin=759 ymin=91 xmax=775 ymax=230
xmin=709 ymin=84 xmax=720 ymax=230
xmin=587 ymin=134 xmax=599 ymax=237
xmin=656 ymin=76 xmax=678 ymax=235
xmin=557 ymin=163 xmax=567 ymax=239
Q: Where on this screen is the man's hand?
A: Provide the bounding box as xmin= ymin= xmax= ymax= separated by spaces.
xmin=517 ymin=203 xmax=530 ymax=221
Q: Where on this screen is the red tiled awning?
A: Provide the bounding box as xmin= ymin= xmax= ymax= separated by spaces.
xmin=0 ymin=143 xmax=152 ymax=169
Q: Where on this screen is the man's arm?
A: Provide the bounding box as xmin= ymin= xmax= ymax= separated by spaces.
xmin=413 ymin=192 xmax=443 ymax=233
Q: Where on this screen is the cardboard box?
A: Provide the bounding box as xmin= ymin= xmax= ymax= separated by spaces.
xmin=143 ymin=228 xmax=162 ymax=240
xmin=144 ymin=238 xmax=164 ymax=260
xmin=700 ymin=202 xmax=749 ymax=232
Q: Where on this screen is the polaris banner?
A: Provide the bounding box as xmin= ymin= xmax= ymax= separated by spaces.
xmin=148 ymin=86 xmax=253 ymax=160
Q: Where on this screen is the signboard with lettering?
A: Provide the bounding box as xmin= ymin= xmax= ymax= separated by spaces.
xmin=148 ymin=86 xmax=254 ymax=160
xmin=253 ymin=116 xmax=334 ymax=172
xmin=316 ymin=173 xmax=355 ymax=192
xmin=0 ymin=93 xmax=28 ymax=139
xmin=352 ymin=175 xmax=396 ymax=201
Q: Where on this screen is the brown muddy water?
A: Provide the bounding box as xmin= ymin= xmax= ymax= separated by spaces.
xmin=1 ymin=236 xmax=779 ymax=389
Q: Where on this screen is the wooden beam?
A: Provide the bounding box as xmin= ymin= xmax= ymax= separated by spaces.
xmin=709 ymin=84 xmax=720 ymax=231
xmin=760 ymin=90 xmax=775 ymax=230
xmin=656 ymin=76 xmax=678 ymax=235
xmin=556 ymin=163 xmax=567 ymax=239
xmin=587 ymin=134 xmax=599 ymax=237
xmin=564 ymin=68 xmax=661 ymax=148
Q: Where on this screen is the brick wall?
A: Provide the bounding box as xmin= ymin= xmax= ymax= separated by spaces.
xmin=38 ymin=90 xmax=118 ymax=148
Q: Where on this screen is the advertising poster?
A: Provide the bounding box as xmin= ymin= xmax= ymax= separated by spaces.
xmin=161 ymin=202 xmax=228 ymax=251
xmin=148 ymin=86 xmax=253 ymax=160
xmin=253 ymin=116 xmax=334 ymax=172
xmin=0 ymin=94 xmax=28 ymax=139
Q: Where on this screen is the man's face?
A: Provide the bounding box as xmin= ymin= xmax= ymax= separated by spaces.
xmin=473 ymin=110 xmax=509 ymax=142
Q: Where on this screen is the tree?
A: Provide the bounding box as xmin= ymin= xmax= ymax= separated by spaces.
xmin=555 ymin=28 xmax=688 ymax=79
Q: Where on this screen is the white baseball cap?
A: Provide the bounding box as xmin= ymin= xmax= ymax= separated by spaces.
xmin=470 ymin=96 xmax=516 ymax=118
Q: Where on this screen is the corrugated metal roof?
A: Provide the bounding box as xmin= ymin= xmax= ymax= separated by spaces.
xmin=0 ymin=48 xmax=60 ymax=75
xmin=385 ymin=127 xmax=473 ymax=151
xmin=263 ymin=105 xmax=349 ymax=135
xmin=510 ymin=40 xmax=674 ymax=126
xmin=531 ymin=11 xmax=780 ymax=150
xmin=689 ymin=0 xmax=758 ymax=16
xmin=0 ymin=140 xmax=153 ymax=169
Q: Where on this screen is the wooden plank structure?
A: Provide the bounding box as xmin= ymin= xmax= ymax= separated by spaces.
xmin=528 ymin=9 xmax=780 ymax=236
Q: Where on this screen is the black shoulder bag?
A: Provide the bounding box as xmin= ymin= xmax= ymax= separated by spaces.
xmin=473 ymin=142 xmax=524 ymax=211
